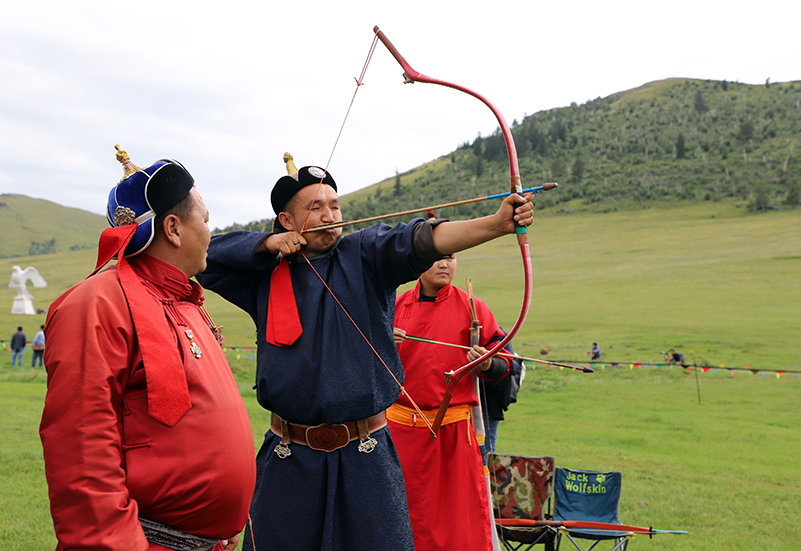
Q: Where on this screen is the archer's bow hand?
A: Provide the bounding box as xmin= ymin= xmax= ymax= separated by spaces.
xmin=496 ymin=192 xmax=534 ymax=234
xmin=264 ymin=232 xmax=307 ymax=256
xmin=393 ymin=327 xmax=407 ymax=345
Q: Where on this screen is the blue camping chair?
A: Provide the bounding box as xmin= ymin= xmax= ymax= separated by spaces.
xmin=551 ymin=468 xmax=632 ymax=551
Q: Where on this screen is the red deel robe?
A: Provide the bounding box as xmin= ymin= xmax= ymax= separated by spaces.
xmin=39 ymin=255 xmax=256 ymax=551
xmin=392 ymin=281 xmax=510 ymax=551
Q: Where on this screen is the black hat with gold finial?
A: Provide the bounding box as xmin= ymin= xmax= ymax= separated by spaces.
xmin=270 ymin=152 xmax=337 ymax=233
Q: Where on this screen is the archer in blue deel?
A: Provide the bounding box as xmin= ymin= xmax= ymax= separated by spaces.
xmin=196 ymin=152 xmax=535 ymax=551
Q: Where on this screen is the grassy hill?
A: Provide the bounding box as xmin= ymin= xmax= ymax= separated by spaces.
xmin=0 ymin=194 xmax=107 ymax=258
xmin=340 ymin=78 xmax=801 ymax=224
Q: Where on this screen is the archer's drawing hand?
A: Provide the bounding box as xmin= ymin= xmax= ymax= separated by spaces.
xmin=468 ymin=345 xmax=492 ymax=372
xmin=264 ymin=232 xmax=307 ymax=256
xmin=393 ymin=327 xmax=407 ymax=345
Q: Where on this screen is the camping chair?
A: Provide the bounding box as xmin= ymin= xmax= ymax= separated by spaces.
xmin=551 ymin=468 xmax=631 ymax=551
xmin=488 ymin=453 xmax=556 ymax=550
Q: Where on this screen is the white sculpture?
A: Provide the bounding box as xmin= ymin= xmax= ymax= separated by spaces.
xmin=9 ymin=265 xmax=47 ymax=315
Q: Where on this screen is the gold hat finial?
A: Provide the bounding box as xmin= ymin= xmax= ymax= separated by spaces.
xmin=115 ymin=144 xmax=143 ymax=182
xmin=283 ymin=152 xmax=299 ymax=176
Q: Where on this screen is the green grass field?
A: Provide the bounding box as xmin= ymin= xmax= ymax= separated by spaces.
xmin=1 ymin=200 xmax=798 ymax=549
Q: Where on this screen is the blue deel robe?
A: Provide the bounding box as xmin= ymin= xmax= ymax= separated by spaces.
xmin=197 ymin=220 xmax=432 ymax=551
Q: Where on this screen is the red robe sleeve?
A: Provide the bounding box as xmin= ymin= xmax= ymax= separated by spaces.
xmin=40 ymin=271 xmax=149 ymax=551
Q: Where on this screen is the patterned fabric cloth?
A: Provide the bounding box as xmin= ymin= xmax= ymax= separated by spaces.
xmin=490 ymin=454 xmax=555 ymax=521
xmin=490 ymin=454 xmax=555 ymax=546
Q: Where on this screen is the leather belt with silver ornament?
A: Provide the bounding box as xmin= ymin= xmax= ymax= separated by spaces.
xmin=271 ymin=412 xmax=386 ymax=458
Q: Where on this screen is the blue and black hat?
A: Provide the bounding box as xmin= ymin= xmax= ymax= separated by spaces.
xmin=106 ymin=145 xmax=195 ymax=257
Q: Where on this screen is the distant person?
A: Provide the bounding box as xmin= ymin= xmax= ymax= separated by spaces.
xmin=39 ymin=147 xmax=255 ymax=550
xmin=588 ymin=342 xmax=601 ymax=360
xmin=665 ymin=348 xmax=686 ymax=366
xmin=10 ymin=326 xmax=26 ymax=366
xmin=392 ymin=254 xmax=511 ymax=550
xmin=31 ymin=325 xmax=45 ymax=367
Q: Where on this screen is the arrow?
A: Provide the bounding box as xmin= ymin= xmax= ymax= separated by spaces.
xmin=403 ymin=334 xmax=594 ymax=373
xmin=303 ymin=183 xmax=557 ymax=233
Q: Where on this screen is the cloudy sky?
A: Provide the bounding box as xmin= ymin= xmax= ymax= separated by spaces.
xmin=2 ymin=0 xmax=798 ymax=229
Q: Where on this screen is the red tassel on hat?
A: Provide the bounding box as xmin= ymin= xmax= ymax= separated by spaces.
xmin=93 ymin=224 xmax=192 ymax=427
xmin=264 ymin=256 xmax=303 ymax=347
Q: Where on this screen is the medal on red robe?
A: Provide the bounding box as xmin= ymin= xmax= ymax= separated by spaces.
xmin=185 ymin=329 xmax=202 ymax=359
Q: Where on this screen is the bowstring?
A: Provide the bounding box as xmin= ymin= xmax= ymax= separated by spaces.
xmin=297 ymin=33 xmax=433 ymax=432
xmin=300 ymin=34 xmax=379 ymax=234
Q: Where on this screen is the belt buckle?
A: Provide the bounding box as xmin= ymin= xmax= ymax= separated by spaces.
xmin=306 ymin=423 xmax=351 ymax=452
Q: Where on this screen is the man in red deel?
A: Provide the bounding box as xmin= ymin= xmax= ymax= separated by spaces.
xmin=39 ymin=146 xmax=256 ymax=551
xmin=391 ymin=253 xmax=511 ymax=550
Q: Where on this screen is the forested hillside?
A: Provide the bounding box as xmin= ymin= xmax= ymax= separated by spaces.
xmin=214 ymin=78 xmax=801 ymax=234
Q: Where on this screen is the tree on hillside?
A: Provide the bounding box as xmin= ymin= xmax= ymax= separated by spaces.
xmin=551 ymin=158 xmax=566 ymax=180
xmin=473 ymin=136 xmax=484 ymax=178
xmin=782 ymin=174 xmax=800 ymax=207
xmin=749 ymin=183 xmax=770 ymax=211
xmin=572 ymin=157 xmax=585 ymax=184
xmin=394 ymin=169 xmax=402 ymax=199
xmin=483 ymin=131 xmax=506 ymax=162
xmin=29 ymin=238 xmax=56 ymax=256
xmin=550 ymin=118 xmax=567 ymax=143
xmin=738 ymin=121 xmax=754 ymax=142
xmin=675 ymin=133 xmax=686 ymax=159
xmin=694 ymin=90 xmax=708 ymax=114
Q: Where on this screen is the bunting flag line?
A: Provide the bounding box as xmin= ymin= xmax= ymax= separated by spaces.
xmin=559 ymin=360 xmax=800 ymax=377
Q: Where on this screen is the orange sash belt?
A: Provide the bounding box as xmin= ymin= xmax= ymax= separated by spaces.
xmin=387 ymin=403 xmax=472 ymax=429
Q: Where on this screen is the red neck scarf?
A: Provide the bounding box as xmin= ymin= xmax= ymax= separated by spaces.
xmin=93 ymin=225 xmax=192 ymax=427
xmin=264 ymin=256 xmax=303 ymax=347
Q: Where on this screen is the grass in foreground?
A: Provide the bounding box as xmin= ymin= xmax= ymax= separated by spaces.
xmin=2 ymin=359 xmax=799 ymax=550
xmin=499 ymin=365 xmax=801 ymax=550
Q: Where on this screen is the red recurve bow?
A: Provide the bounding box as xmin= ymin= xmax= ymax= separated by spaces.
xmin=373 ymin=26 xmax=534 ymax=440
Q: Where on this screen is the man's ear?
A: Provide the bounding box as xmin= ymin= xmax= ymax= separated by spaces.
xmin=278 ymin=211 xmax=295 ymax=232
xmin=160 ymin=214 xmax=183 ymax=248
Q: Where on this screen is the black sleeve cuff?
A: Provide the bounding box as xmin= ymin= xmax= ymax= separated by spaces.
xmin=412 ymin=219 xmax=450 ymax=263
xmin=482 ymin=357 xmax=509 ymax=380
